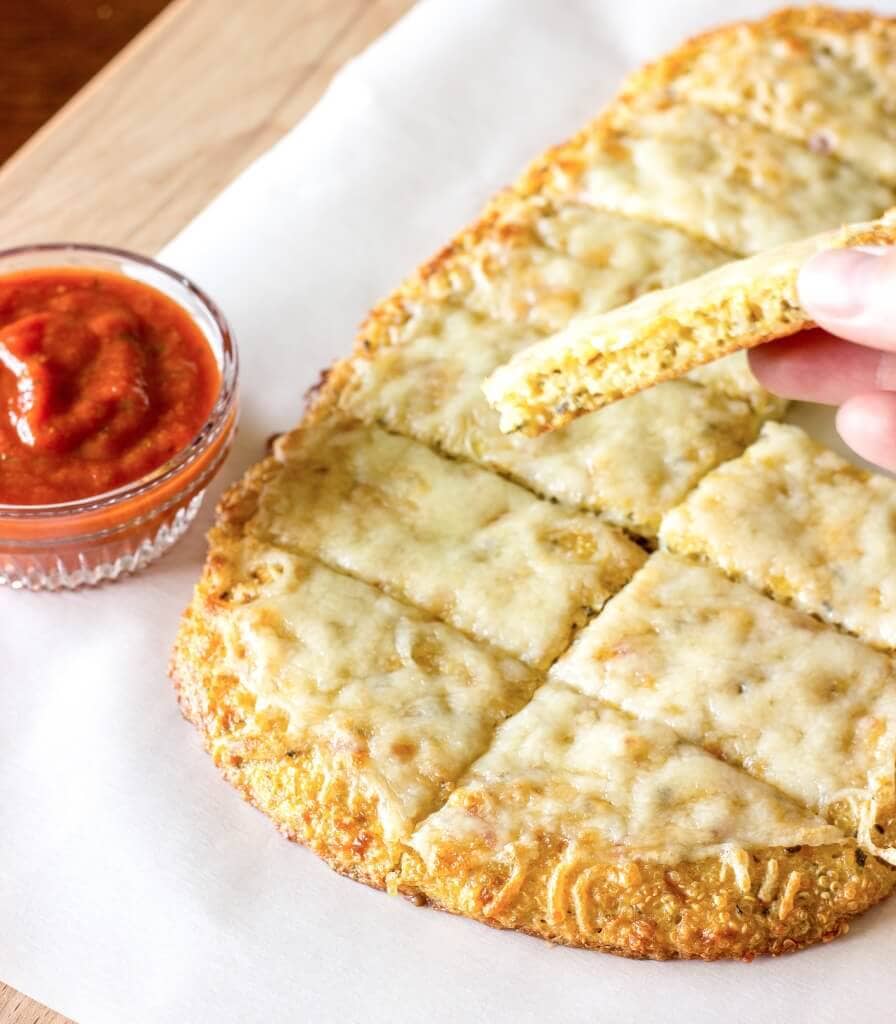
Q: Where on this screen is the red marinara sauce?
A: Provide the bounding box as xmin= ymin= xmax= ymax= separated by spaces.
xmin=0 ymin=268 xmax=220 ymax=505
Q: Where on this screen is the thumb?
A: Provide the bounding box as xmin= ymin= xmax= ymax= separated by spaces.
xmin=798 ymin=247 xmax=896 ymax=352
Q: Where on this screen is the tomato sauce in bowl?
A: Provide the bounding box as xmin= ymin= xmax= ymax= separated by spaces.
xmin=0 ymin=268 xmax=221 ymax=504
xmin=0 ymin=245 xmax=238 ymax=590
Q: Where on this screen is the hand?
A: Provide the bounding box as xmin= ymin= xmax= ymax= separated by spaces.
xmin=749 ymin=248 xmax=896 ymax=471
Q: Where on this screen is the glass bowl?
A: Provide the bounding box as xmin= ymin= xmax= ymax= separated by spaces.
xmin=0 ymin=244 xmax=238 ymax=591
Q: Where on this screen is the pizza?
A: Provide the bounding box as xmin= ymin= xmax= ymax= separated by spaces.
xmin=172 ymin=7 xmax=896 ymax=959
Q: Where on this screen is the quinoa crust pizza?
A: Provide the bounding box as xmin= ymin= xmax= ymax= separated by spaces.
xmin=172 ymin=7 xmax=896 ymax=960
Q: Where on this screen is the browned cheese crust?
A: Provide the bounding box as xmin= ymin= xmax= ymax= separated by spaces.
xmin=399 ymin=837 xmax=894 ymax=962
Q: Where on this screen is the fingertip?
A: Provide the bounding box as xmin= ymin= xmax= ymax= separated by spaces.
xmin=798 ymin=247 xmax=896 ymax=351
xmin=836 ymin=392 xmax=896 ymax=473
xmin=798 ymin=248 xmax=874 ymax=319
xmin=747 ymin=331 xmax=823 ymax=392
xmin=746 ymin=341 xmax=775 ymax=382
xmin=748 ymin=330 xmax=881 ymax=405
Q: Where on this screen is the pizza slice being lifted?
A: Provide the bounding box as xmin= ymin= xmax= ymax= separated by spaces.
xmin=483 ymin=209 xmax=896 ymax=435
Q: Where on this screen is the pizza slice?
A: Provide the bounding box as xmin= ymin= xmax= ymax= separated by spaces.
xmin=551 ymin=551 xmax=896 ymax=864
xmin=483 ymin=210 xmax=896 ymax=435
xmin=402 ymin=683 xmax=890 ymax=959
xmin=515 ymin=100 xmax=894 ymax=256
xmin=661 ymin=421 xmax=896 ymax=652
xmin=621 ymin=7 xmax=896 ymax=187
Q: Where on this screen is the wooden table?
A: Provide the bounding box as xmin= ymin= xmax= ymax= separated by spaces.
xmin=0 ymin=1 xmax=413 ymax=1020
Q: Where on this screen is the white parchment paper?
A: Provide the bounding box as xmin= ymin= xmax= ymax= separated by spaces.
xmin=4 ymin=2 xmax=896 ymax=1021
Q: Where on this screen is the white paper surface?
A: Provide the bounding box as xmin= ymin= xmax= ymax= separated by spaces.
xmin=5 ymin=2 xmax=896 ymax=1021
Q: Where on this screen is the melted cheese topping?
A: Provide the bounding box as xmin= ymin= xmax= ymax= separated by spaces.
xmin=341 ymin=308 xmax=761 ymax=536
xmin=255 ymin=419 xmax=645 ymax=668
xmin=534 ymin=201 xmax=729 ymax=275
xmin=485 ymin=383 xmax=761 ymax=537
xmin=409 ymin=201 xmax=724 ymax=335
xmin=551 ymin=552 xmax=896 ymax=850
xmin=631 ymin=10 xmax=896 ymax=186
xmin=661 ymin=422 xmax=896 ymax=652
xmin=219 ymin=543 xmax=538 ymax=841
xmin=535 ymin=103 xmax=894 ymax=254
xmin=410 ymin=684 xmax=840 ymax=868
xmin=369 ymin=204 xmax=731 ymax=343
xmin=457 ymin=202 xmax=729 ymax=333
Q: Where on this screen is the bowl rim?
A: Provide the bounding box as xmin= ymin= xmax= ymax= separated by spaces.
xmin=0 ymin=242 xmax=239 ymax=520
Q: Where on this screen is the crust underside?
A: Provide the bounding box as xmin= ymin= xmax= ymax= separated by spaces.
xmin=171 ymin=5 xmax=896 ymax=960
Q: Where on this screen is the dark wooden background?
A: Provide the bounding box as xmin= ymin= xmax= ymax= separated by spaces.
xmin=0 ymin=1 xmax=171 ymax=165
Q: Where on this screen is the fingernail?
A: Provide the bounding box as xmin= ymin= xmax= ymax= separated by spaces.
xmin=798 ymin=248 xmax=883 ymax=318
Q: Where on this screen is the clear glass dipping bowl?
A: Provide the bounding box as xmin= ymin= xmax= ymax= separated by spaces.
xmin=0 ymin=244 xmax=238 ymax=591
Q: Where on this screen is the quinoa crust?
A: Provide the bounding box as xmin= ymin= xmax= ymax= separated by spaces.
xmin=399 ymin=836 xmax=894 ymax=961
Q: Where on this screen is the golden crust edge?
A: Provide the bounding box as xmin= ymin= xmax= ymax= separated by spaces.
xmin=398 ymin=836 xmax=895 ymax=961
xmin=617 ymin=5 xmax=896 ymax=111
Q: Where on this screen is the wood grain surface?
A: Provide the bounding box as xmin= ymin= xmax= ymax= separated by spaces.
xmin=0 ymin=2 xmax=414 ymax=1020
xmin=0 ymin=0 xmax=171 ymax=165
xmin=0 ymin=984 xmax=74 ymax=1024
xmin=0 ymin=0 xmax=414 ymax=254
